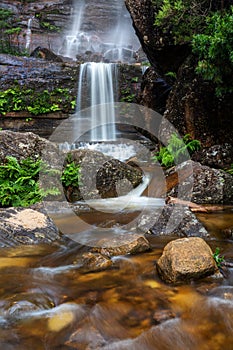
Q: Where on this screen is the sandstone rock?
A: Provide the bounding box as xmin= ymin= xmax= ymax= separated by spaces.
xmin=91 ymin=233 xmax=150 ymax=257
xmin=156 ymin=237 xmax=218 ymax=284
xmin=0 ymin=207 xmax=62 ymax=247
xmin=30 ymin=47 xmax=63 ymax=62
xmin=167 ymin=160 xmax=233 ymax=204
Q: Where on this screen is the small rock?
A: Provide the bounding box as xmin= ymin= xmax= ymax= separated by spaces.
xmin=156 ymin=237 xmax=218 ymax=284
xmin=153 ymin=309 xmax=176 ymax=324
xmin=91 ymin=234 xmax=151 ymax=257
xmin=79 ymin=252 xmax=112 ymax=273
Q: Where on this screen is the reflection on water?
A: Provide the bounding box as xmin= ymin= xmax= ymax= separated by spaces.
xmin=0 ymin=212 xmax=232 ymax=349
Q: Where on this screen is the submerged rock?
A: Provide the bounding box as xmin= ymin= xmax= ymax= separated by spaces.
xmin=156 ymin=237 xmax=218 ymax=284
xmin=79 ymin=252 xmax=113 ymax=273
xmin=0 ymin=207 xmax=62 ymax=247
xmin=91 ymin=233 xmax=151 ymax=257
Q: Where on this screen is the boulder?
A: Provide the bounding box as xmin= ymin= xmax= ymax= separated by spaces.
xmin=139 ymin=204 xmax=209 ymax=237
xmin=63 ymin=149 xmax=143 ymax=201
xmin=0 ymin=130 xmax=57 ymax=162
xmin=166 ymin=160 xmax=233 ymax=204
xmin=0 ymin=207 xmax=62 ymax=247
xmin=30 ymin=47 xmax=63 ymax=62
xmin=192 ymin=143 xmax=233 ymax=170
xmin=156 ymin=237 xmax=218 ymax=283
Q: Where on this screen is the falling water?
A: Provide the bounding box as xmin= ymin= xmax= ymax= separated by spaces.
xmin=25 ymin=17 xmax=33 ymax=50
xmin=64 ymin=0 xmax=85 ymax=58
xmin=77 ymin=62 xmax=118 ymax=141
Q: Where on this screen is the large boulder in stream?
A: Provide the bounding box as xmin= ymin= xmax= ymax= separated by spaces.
xmin=0 ymin=207 xmax=62 ymax=247
xmin=156 ymin=237 xmax=218 ymax=284
xmin=63 ymin=149 xmax=143 ymax=201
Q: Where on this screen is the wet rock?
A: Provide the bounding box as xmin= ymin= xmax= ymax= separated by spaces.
xmin=167 ymin=160 xmax=233 ymax=204
xmin=139 ymin=204 xmax=209 ymax=237
xmin=139 ymin=66 xmax=172 ymax=114
xmin=79 ymin=252 xmax=112 ymax=273
xmin=30 ymin=47 xmax=63 ymax=62
xmin=66 ymin=325 xmax=107 ymax=349
xmin=0 ymin=207 xmax=62 ymax=247
xmin=163 ymin=55 xmax=233 ymax=147
xmin=156 ymin=237 xmax=218 ymax=284
xmin=63 ymin=149 xmax=143 ymax=201
xmin=0 ymin=130 xmax=58 ymax=162
xmin=91 ymin=233 xmax=151 ymax=257
xmin=153 ymin=309 xmax=176 ymax=325
xmin=192 ymin=143 xmax=233 ymax=170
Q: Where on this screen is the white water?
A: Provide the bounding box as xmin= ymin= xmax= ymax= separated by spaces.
xmin=64 ymin=0 xmax=85 ymax=58
xmin=25 ymin=17 xmax=33 ymax=50
xmin=77 ymin=62 xmax=117 ymax=141
xmin=76 ymin=174 xmax=165 ymax=213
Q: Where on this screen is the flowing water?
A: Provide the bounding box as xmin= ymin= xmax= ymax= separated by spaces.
xmin=76 ymin=62 xmax=118 ymax=141
xmin=0 ymin=211 xmax=233 ymax=349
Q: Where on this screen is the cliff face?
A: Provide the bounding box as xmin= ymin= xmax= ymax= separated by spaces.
xmin=125 ymin=0 xmax=233 ymax=146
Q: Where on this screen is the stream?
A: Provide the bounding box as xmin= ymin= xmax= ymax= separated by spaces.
xmin=0 ymin=209 xmax=233 ymax=350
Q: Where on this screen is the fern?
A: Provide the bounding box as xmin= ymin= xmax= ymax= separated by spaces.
xmin=0 ymin=156 xmax=60 ymax=207
xmin=152 ymin=133 xmax=201 ymax=168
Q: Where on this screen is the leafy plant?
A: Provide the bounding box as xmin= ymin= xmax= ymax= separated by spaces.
xmin=213 ymin=247 xmax=225 ymax=267
xmin=61 ymin=161 xmax=81 ymax=188
xmin=226 ymin=164 xmax=233 ymax=175
xmin=0 ymin=156 xmax=60 ymax=207
xmin=192 ymin=8 xmax=233 ymax=96
xmin=152 ymin=133 xmax=201 ymax=168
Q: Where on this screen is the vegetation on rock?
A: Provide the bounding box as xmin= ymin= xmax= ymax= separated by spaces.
xmin=153 ymin=1 xmax=233 ymax=96
xmin=0 ymin=87 xmax=76 ymax=116
xmin=152 ymin=133 xmax=201 ymax=168
xmin=0 ymin=8 xmax=24 ymax=55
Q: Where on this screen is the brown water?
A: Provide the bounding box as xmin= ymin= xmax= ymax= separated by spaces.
xmin=0 ymin=211 xmax=233 ymax=349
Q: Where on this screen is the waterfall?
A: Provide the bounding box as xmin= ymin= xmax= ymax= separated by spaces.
xmin=25 ymin=18 xmax=33 ymax=50
xmin=77 ymin=62 xmax=118 ymax=141
xmin=64 ymin=0 xmax=85 ymax=59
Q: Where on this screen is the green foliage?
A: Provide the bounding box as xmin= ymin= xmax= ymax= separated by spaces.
xmin=0 ymin=7 xmax=23 ymax=55
xmin=213 ymin=247 xmax=225 ymax=268
xmin=152 ymin=133 xmax=201 ymax=168
xmin=61 ymin=161 xmax=81 ymax=188
xmin=0 ymin=87 xmax=75 ymax=116
xmin=192 ymin=8 xmax=233 ymax=96
xmin=0 ymin=156 xmax=60 ymax=207
xmin=40 ymin=21 xmax=60 ymax=32
xmin=226 ymin=164 xmax=233 ymax=175
xmin=120 ymin=87 xmax=136 ymax=102
xmin=154 ymin=0 xmax=209 ymax=44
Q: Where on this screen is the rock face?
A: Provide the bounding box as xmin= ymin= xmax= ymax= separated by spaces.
xmin=166 ymin=160 xmax=233 ymax=204
xmin=0 ymin=207 xmax=62 ymax=247
xmin=192 ymin=143 xmax=233 ymax=170
xmin=125 ymin=1 xmax=233 ymax=147
xmin=157 ymin=237 xmax=218 ymax=283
